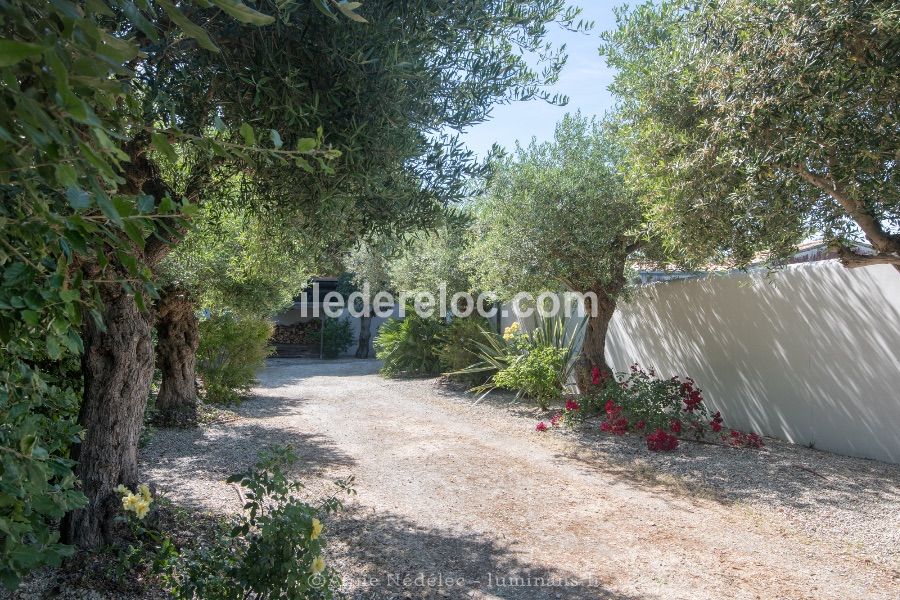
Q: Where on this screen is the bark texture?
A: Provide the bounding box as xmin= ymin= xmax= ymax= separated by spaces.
xmin=574 ymin=288 xmax=618 ymax=393
xmin=355 ymin=315 xmax=372 ymax=359
xmin=154 ymin=287 xmax=199 ymax=424
xmin=64 ymin=283 xmax=154 ymax=549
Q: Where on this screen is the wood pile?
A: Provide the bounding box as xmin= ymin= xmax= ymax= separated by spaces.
xmin=272 ymin=320 xmax=321 ymax=345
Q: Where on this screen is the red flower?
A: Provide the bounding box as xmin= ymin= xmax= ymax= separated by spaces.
xmin=604 ymin=400 xmax=621 ymax=417
xmin=670 ymin=419 xmax=682 ymax=434
xmin=535 ymin=421 xmax=548 ymax=432
xmin=710 ymin=421 xmax=722 ymax=432
xmin=600 ymin=417 xmax=628 ymax=435
xmin=646 ymin=428 xmax=679 ymax=452
xmin=635 ymin=420 xmax=646 ymax=430
xmin=550 ymin=414 xmax=562 ymax=428
xmin=565 ymin=398 xmax=581 ymax=412
xmin=591 ymin=366 xmax=601 ymax=386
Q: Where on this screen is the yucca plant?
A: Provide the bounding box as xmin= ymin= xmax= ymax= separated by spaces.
xmin=453 ymin=312 xmax=585 ymax=404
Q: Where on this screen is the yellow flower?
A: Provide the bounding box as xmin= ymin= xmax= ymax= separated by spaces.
xmin=310 ymin=556 xmax=325 ymax=574
xmin=122 ymin=493 xmax=140 ymax=512
xmin=115 ymin=484 xmax=128 ymax=495
xmin=138 ymin=484 xmax=151 ymax=501
xmin=133 ymin=499 xmax=151 ymax=520
xmin=310 ymin=518 xmax=323 ymax=540
xmin=502 ymin=322 xmax=520 ymax=341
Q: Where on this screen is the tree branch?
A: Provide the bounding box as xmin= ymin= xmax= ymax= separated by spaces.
xmin=796 ymin=165 xmax=900 ymax=255
xmin=831 ymin=244 xmax=900 ymax=269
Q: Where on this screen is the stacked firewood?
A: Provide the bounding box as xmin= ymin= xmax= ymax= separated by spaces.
xmin=271 ymin=320 xmax=321 ymax=345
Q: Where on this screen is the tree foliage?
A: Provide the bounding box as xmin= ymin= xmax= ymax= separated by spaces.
xmin=160 ymin=206 xmax=319 ymax=319
xmin=601 ymin=0 xmax=900 ymax=269
xmin=470 ymin=113 xmax=644 ymax=296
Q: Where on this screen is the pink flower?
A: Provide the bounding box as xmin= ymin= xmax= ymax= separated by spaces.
xmin=535 ymin=421 xmax=548 ymax=432
xmin=550 ymin=414 xmax=562 ymax=428
xmin=565 ymin=398 xmax=581 ymax=412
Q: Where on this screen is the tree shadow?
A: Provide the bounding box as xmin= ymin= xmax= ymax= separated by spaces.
xmin=140 ymin=421 xmax=356 ymax=512
xmin=607 ymin=262 xmax=900 ymax=463
xmin=327 ymin=505 xmax=644 ymax=600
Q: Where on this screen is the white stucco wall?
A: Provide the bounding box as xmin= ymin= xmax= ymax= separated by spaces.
xmin=605 ymin=262 xmax=900 ymax=463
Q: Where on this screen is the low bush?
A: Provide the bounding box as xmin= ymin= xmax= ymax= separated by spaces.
xmin=114 ymin=447 xmax=351 ymax=600
xmin=542 ymin=364 xmax=764 ymax=452
xmin=0 ymin=346 xmax=85 ymax=589
xmin=437 ymin=316 xmax=492 ymax=385
xmin=197 ymin=315 xmax=273 ymax=403
xmin=494 ymin=345 xmax=568 ymax=410
xmin=458 ymin=313 xmax=583 ymax=409
xmin=374 ymin=312 xmax=445 ymax=377
xmin=320 ymin=317 xmax=353 ymax=359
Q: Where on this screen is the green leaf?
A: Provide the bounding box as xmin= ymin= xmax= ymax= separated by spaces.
xmin=210 ymin=0 xmax=275 ymax=25
xmin=21 ymin=310 xmax=40 ymax=327
xmin=156 ymin=0 xmax=219 ymax=52
xmin=239 ymin=122 xmax=255 ymax=146
xmin=46 ymin=336 xmax=62 ymax=360
xmin=151 ymin=132 xmax=178 ymax=163
xmin=65 ymin=187 xmax=91 ymax=210
xmin=269 ymin=129 xmax=283 ymax=149
xmin=0 ymin=39 xmax=43 ymax=67
xmin=296 ymin=137 xmax=317 ymax=153
xmin=335 ymin=1 xmax=367 ymax=22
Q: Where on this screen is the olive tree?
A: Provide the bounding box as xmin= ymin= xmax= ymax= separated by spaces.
xmin=154 ymin=206 xmax=321 ymax=420
xmin=470 ymin=114 xmax=647 ymax=391
xmin=601 ymin=0 xmax=899 ymax=270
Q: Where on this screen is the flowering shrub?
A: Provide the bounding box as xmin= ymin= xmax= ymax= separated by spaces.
xmin=727 ymin=430 xmax=764 ymax=448
xmin=117 ymin=484 xmax=153 ymax=520
xmin=585 ymin=365 xmax=763 ymax=452
xmin=161 ymin=446 xmax=351 ymax=600
xmin=646 ymin=428 xmax=679 ymax=452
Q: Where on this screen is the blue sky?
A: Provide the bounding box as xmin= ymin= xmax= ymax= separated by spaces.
xmin=461 ymin=1 xmax=622 ymax=157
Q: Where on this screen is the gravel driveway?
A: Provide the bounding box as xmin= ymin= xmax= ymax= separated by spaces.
xmin=141 ymin=358 xmax=900 ymax=600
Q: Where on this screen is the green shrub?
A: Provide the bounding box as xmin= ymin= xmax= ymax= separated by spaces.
xmin=0 ymin=344 xmax=86 ymax=589
xmin=437 ymin=316 xmax=493 ymax=385
xmin=374 ymin=313 xmax=445 ymax=377
xmin=320 ymin=317 xmax=353 ymax=359
xmin=163 ymin=447 xmax=350 ymax=600
xmin=456 ymin=313 xmax=584 ymax=408
xmin=494 ymin=345 xmax=568 ymax=410
xmin=197 ymin=315 xmax=273 ymax=403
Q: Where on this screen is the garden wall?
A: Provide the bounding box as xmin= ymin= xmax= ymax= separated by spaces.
xmin=604 ymin=261 xmax=900 ymax=463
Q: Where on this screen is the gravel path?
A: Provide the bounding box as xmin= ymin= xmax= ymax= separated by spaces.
xmin=141 ymin=358 xmax=900 ymax=599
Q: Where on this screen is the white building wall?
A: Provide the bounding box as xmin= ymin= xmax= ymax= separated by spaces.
xmin=604 ymin=262 xmax=900 ymax=463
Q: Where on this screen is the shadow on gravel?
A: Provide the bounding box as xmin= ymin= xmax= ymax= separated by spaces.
xmin=141 ymin=421 xmax=357 ymax=510
xmin=555 ymin=423 xmax=900 ymax=512
xmin=430 ymin=373 xmax=900 ymax=517
xmin=328 ymin=506 xmax=643 ymax=600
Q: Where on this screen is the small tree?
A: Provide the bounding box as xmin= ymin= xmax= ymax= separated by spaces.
xmin=339 ymin=240 xmax=394 ymax=358
xmin=601 ymin=0 xmax=900 ymax=270
xmin=471 ymin=114 xmax=646 ymax=391
xmin=389 ymin=216 xmax=476 ymax=303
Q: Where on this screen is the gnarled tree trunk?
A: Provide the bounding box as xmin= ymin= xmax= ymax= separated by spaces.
xmin=64 ymin=283 xmax=154 ymax=550
xmin=355 ymin=314 xmax=372 ymax=358
xmin=574 ymin=287 xmax=618 ymax=393
xmin=154 ymin=287 xmax=199 ymax=425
